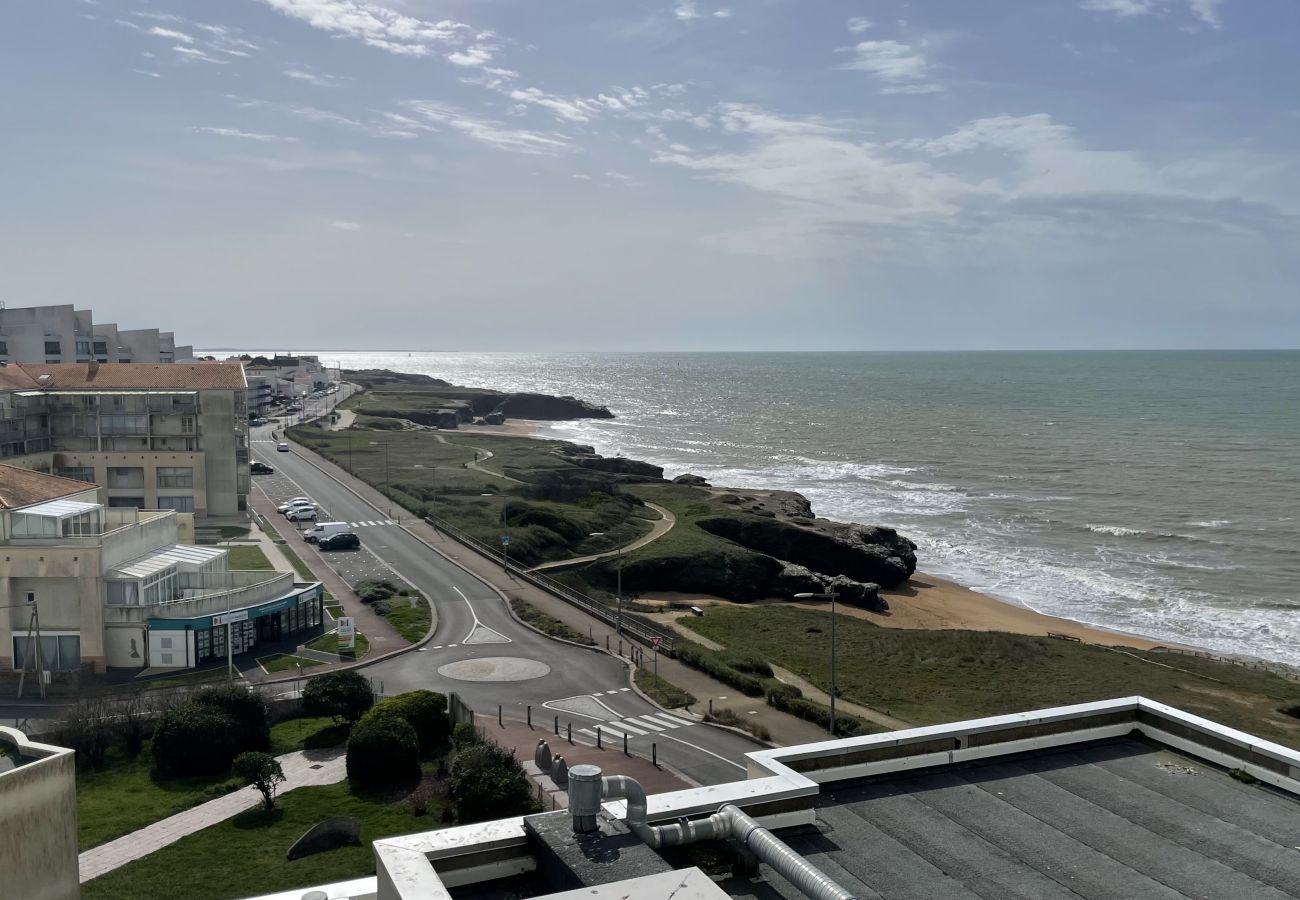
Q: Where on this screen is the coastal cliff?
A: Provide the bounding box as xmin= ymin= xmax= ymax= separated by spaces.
xmin=345 ymin=369 xmax=614 ymax=423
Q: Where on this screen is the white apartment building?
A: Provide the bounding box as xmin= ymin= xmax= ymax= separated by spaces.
xmin=0 ymin=362 xmax=250 ymax=517
xmin=0 ymin=303 xmax=194 ymax=365
xmin=0 ymin=465 xmax=322 ymax=674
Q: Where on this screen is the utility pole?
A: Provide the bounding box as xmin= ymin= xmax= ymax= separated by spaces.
xmin=12 ymin=598 xmax=46 ymax=700
xmin=795 ymin=591 xmax=840 ymax=736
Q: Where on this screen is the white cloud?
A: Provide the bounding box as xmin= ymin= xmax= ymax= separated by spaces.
xmin=191 ymin=126 xmax=299 ymax=142
xmin=147 ymin=26 xmax=194 ymax=43
xmin=256 ymin=0 xmax=471 ymax=56
xmin=1082 ymin=0 xmax=1225 ymax=28
xmin=172 ymin=45 xmax=227 ymax=64
xmin=847 ymin=16 xmax=873 ymax=33
xmin=404 ymin=101 xmax=571 ymax=155
xmin=132 ymin=69 xmax=161 ymax=78
xmin=447 ymin=45 xmax=495 ymax=67
xmin=284 ymin=68 xmax=346 ymax=87
xmin=714 ymin=9 xmax=732 ymax=18
xmin=842 ymin=40 xmax=939 ymax=93
xmin=330 ymin=220 xmax=361 ymax=230
xmin=674 ymin=2 xmax=700 ymax=20
xmin=226 ymin=95 xmax=369 ymax=132
xmin=508 ymin=88 xmax=601 ymax=123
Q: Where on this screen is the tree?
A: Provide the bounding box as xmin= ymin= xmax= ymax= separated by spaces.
xmin=232 ymin=752 xmax=286 ymax=810
xmin=193 ymin=684 xmax=270 ymax=752
xmin=449 ymin=742 xmax=536 ymax=823
xmin=153 ymin=704 xmax=238 ymax=775
xmin=369 ymin=691 xmax=448 ymax=756
xmin=302 ymin=670 xmax=374 ymax=724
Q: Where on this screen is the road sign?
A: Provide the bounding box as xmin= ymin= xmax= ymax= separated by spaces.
xmin=501 ymin=535 xmax=510 ymax=546
xmin=337 ymin=616 xmax=356 ymax=652
xmin=212 ymin=610 xmax=249 ymax=627
xmin=651 ymin=636 xmax=662 ymax=650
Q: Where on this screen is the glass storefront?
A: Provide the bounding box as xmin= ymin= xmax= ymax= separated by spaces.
xmin=153 ymin=585 xmax=323 ymax=667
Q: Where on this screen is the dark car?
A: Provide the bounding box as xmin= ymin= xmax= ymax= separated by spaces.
xmin=250 ymin=461 xmax=275 ymax=474
xmin=318 ymin=532 xmax=360 ymax=551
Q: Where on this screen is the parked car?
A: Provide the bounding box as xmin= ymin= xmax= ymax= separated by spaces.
xmin=318 ymin=531 xmax=360 ymax=551
xmin=285 ymin=506 xmax=318 ymax=522
xmin=304 ymin=521 xmax=350 ymax=543
xmin=277 ymin=497 xmax=313 ymax=512
xmin=277 ymin=442 xmax=290 ymax=452
xmin=250 ymin=461 xmax=274 ymax=474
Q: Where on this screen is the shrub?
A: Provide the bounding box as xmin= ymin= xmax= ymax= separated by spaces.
xmin=721 ymin=652 xmax=773 ymax=678
xmin=450 ymin=742 xmax=535 ymax=822
xmin=303 ymin=670 xmax=375 ymax=724
xmin=673 ymin=640 xmax=766 ymax=697
xmin=153 ymin=703 xmax=238 ymax=775
xmin=58 ymin=697 xmax=115 ymax=770
xmin=355 ymin=580 xmax=399 ymax=604
xmin=193 ymin=684 xmax=270 ymax=752
xmin=452 ymin=722 xmax=480 ymax=749
xmin=764 ymin=682 xmax=803 ymax=706
xmin=232 ymin=751 xmax=285 ymax=810
xmin=766 ymin=691 xmax=871 ymax=737
xmin=346 ymin=713 xmax=419 ymax=786
xmin=369 ymin=691 xmax=449 ymax=756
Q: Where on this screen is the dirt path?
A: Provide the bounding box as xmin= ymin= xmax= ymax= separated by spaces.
xmin=528 ymin=502 xmax=677 ymax=573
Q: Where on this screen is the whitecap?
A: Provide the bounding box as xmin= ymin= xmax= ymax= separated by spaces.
xmin=1086 ymin=524 xmax=1147 ymax=537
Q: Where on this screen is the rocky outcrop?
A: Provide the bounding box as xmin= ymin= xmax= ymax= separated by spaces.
xmin=572 ymin=456 xmax=664 ymax=478
xmin=490 ymin=393 xmax=613 ymax=421
xmin=714 ymin=490 xmax=814 ymax=519
xmin=695 ymin=516 xmax=916 ymax=588
xmin=343 ymin=369 xmax=451 ymax=388
xmin=672 ymin=473 xmax=711 ymax=486
xmin=772 ymin=564 xmax=885 ymax=610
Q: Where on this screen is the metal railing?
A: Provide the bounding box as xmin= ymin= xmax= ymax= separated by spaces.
xmin=423 ymin=513 xmax=675 ymax=653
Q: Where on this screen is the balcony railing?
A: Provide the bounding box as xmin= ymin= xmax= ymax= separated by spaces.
xmin=102 ymin=571 xmax=295 ymax=624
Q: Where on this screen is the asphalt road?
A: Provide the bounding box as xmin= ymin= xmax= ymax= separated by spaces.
xmin=250 ymin=414 xmax=763 ymax=786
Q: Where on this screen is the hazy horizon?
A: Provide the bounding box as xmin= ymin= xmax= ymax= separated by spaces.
xmin=4 ymin=1 xmax=1298 ymax=351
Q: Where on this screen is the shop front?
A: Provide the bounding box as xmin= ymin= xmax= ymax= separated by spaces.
xmin=147 ymin=582 xmax=324 ymax=669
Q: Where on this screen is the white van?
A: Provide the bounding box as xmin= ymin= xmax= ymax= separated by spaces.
xmin=305 ymin=521 xmax=350 ymax=543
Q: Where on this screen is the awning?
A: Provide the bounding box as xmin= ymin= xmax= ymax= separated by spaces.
xmin=16 ymin=499 xmax=100 ymax=518
xmin=149 ymin=583 xmax=323 ymax=630
xmin=112 ymin=543 xmax=226 ymax=578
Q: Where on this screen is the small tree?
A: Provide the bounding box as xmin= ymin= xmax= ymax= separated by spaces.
xmin=449 ymin=742 xmax=536 ymax=823
xmin=232 ymin=751 xmax=286 ymax=810
xmin=303 ymin=670 xmax=374 ymax=724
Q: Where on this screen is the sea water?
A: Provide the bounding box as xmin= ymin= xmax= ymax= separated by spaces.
xmin=258 ymin=350 xmax=1300 ymax=665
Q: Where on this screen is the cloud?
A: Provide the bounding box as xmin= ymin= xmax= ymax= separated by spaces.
xmin=508 ymin=87 xmax=601 ymax=123
xmin=404 ymin=101 xmax=571 ymax=154
xmin=225 ymin=95 xmax=369 ymax=132
xmin=841 ymin=40 xmax=940 ymax=94
xmin=191 ymin=126 xmax=300 ymax=142
xmin=447 ymin=45 xmax=495 ymax=67
xmin=330 ymin=220 xmax=361 ymax=230
xmin=284 ymin=68 xmax=346 ymax=87
xmin=172 ymin=45 xmax=227 ymax=64
xmin=847 ymin=17 xmax=873 ymax=33
xmin=132 ymin=69 xmax=161 ymax=78
xmin=714 ymin=9 xmax=732 ymax=18
xmin=1081 ymin=0 xmax=1225 ymax=28
xmin=256 ymin=0 xmax=471 ymax=56
xmin=674 ymin=2 xmax=700 ymax=20
xmin=147 ymin=26 xmax=194 ymax=43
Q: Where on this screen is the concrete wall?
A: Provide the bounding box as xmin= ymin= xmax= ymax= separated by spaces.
xmin=104 ymin=622 xmax=147 ymax=669
xmin=0 ymin=727 xmax=79 ymax=900
xmin=53 ymin=453 xmax=208 ymax=518
xmin=197 ymin=389 xmax=247 ymax=516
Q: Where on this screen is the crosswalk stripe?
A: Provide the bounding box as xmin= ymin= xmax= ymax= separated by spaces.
xmin=578 ymin=728 xmax=596 ymax=738
xmin=604 ymin=690 xmax=619 ymax=695
xmin=649 ymin=713 xmax=693 ymax=728
xmin=619 ymin=687 xmax=631 ymax=692
xmin=597 ymin=724 xmax=631 ymax=739
xmin=610 ymin=720 xmax=649 ymax=736
xmin=624 ymin=716 xmax=665 ymax=732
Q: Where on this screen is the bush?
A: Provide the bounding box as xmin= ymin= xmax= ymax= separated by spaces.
xmin=355 ymin=579 xmax=399 ymax=604
xmin=449 ymin=742 xmax=535 ymax=823
xmin=452 ymin=722 xmax=480 ymax=748
xmin=721 ymin=652 xmax=773 ymax=678
xmin=765 ymin=689 xmax=871 ymax=737
xmin=346 ymin=713 xmax=420 ymax=786
xmin=673 ymin=640 xmax=766 ymax=697
xmin=193 ymin=684 xmax=270 ymax=752
xmin=303 ymin=670 xmax=375 ymax=724
xmin=369 ymin=691 xmax=449 ymax=756
xmin=153 ymin=703 xmax=238 ymax=775
xmin=764 ymin=682 xmax=803 ymax=706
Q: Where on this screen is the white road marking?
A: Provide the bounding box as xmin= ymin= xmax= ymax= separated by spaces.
xmin=609 ymin=720 xmax=649 ymax=736
xmin=619 ymin=687 xmax=631 ymax=692
xmin=453 ymin=585 xmax=511 ymax=645
xmin=650 ymin=713 xmax=694 ymax=728
xmin=625 ymin=716 xmax=666 ymax=732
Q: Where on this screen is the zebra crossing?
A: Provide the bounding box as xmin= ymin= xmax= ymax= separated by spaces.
xmin=578 ymin=711 xmax=696 ymax=740
xmin=347 ymin=520 xmax=397 ymax=528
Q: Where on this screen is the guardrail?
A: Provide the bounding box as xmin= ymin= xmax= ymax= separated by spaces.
xmin=423 ymin=514 xmax=675 ymax=653
xmin=1149 ymin=645 xmax=1300 ymax=683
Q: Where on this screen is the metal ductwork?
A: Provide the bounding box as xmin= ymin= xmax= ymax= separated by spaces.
xmin=546 ymin=754 xmax=856 ymax=900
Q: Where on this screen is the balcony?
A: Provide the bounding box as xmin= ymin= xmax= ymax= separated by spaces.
xmin=102 ymin=570 xmax=296 ymax=625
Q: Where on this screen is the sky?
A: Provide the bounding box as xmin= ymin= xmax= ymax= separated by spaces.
xmin=2 ymin=0 xmax=1298 ymax=351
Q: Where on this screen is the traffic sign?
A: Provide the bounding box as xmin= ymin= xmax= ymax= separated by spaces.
xmin=501 ymin=535 xmax=510 ymax=546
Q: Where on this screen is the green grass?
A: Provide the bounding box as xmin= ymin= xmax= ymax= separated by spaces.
xmin=682 ymin=606 xmax=1300 ymax=747
xmin=258 ymin=654 xmax=323 ymax=674
xmin=269 ymin=716 xmax=351 ymax=755
xmin=80 ymin=778 xmax=445 ymax=900
xmin=381 ymin=595 xmax=432 ymax=643
xmin=634 ymin=669 xmax=695 ymax=709
xmin=226 ymin=545 xmax=274 ymax=570
xmin=510 ymin=598 xmax=596 ymax=646
xmin=305 ymin=630 xmax=371 ymax=657
xmin=77 ymin=745 xmax=240 ymax=851
xmin=257 ymin=513 xmax=284 ymax=542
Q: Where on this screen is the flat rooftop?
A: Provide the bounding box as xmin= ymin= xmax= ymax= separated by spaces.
xmin=726 ymin=737 xmax=1300 ymax=900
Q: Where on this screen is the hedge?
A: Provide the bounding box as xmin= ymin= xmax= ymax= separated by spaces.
xmin=765 ymin=683 xmax=872 ymax=736
xmin=193 ymin=684 xmax=270 ymax=752
xmin=367 ymin=690 xmax=449 ymax=756
xmin=346 ymin=713 xmax=419 ymax=786
xmin=152 ymin=704 xmax=238 ymax=776
xmin=673 ymin=640 xmax=766 ymax=697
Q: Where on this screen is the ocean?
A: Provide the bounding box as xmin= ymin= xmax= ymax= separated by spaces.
xmin=245 ymin=350 xmax=1300 ymax=665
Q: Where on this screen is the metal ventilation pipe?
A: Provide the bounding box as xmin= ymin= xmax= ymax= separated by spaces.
xmin=598 ymin=772 xmax=857 ymax=900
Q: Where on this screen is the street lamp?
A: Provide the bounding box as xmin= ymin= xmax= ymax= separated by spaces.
xmin=370 ymin=440 xmax=391 ymax=515
xmin=590 ymin=532 xmax=624 ymax=635
xmin=795 ymin=591 xmax=839 ymax=736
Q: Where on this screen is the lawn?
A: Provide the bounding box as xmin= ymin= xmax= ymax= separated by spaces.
xmin=681 ymin=606 xmax=1300 ymax=748
xmin=305 ymin=630 xmax=371 ymax=657
xmin=80 ymin=778 xmax=443 ymax=900
xmin=76 ymin=746 xmax=240 ymax=850
xmin=634 ymin=669 xmax=695 ymax=709
xmin=381 ymin=595 xmax=432 ymax=643
xmin=226 ymin=544 xmax=274 ymax=570
xmin=269 ymin=716 xmax=350 ymax=755
xmin=257 ymin=653 xmax=322 ymax=674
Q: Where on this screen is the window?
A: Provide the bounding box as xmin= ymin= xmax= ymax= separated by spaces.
xmin=0 ymin=339 xmax=7 ymax=355
xmin=160 ymin=637 xmax=173 ymax=649
xmin=107 ymin=466 xmax=144 ymax=488
xmin=156 ymin=466 xmax=193 ymax=488
xmin=56 ymin=466 xmax=95 ymax=483
xmin=93 ymin=340 xmax=108 ymax=355
xmin=12 ymin=635 xmax=80 ymax=672
xmin=100 ymin=414 xmax=147 ymax=434
xmin=181 ymin=415 xmax=196 ymax=433
xmin=44 ymin=341 xmax=61 ymax=355
xmin=107 ymin=582 xmax=139 ymax=606
xmin=157 ymin=495 xmax=194 ymax=512
xmin=75 ymin=339 xmax=91 ymax=356
xmin=107 ymin=496 xmax=144 ymax=509
xmin=160 ymin=652 xmax=174 ymax=665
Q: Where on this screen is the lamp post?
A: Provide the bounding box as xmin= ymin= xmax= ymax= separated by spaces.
xmin=370 ymin=440 xmax=391 ymax=516
xmin=794 ymin=591 xmax=839 ymax=736
xmin=589 ymin=532 xmax=624 ymax=635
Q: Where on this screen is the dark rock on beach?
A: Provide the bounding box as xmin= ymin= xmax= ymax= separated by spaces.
xmin=673 ymin=473 xmax=711 ymax=487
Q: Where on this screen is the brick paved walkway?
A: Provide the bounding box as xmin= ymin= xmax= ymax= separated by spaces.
xmin=78 ymin=747 xmax=346 ymax=883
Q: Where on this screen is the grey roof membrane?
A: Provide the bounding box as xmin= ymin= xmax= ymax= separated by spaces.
xmin=723 ymin=738 xmax=1300 ymax=900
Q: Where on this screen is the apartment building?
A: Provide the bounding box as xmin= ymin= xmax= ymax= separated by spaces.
xmin=0 ymin=302 xmax=194 ymax=365
xmin=0 ymin=361 xmax=250 ymax=517
xmin=0 ymin=465 xmax=322 ymax=675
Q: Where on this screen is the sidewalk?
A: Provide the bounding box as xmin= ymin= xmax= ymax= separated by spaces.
xmin=78 ymin=747 xmax=346 ymax=883
xmin=282 ymin=441 xmax=833 ymax=748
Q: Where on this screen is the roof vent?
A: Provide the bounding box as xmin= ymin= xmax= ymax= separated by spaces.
xmin=36 ymin=373 xmax=52 ymax=386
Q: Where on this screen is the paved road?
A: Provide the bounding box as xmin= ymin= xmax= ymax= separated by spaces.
xmin=250 ymin=418 xmax=763 ymax=786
